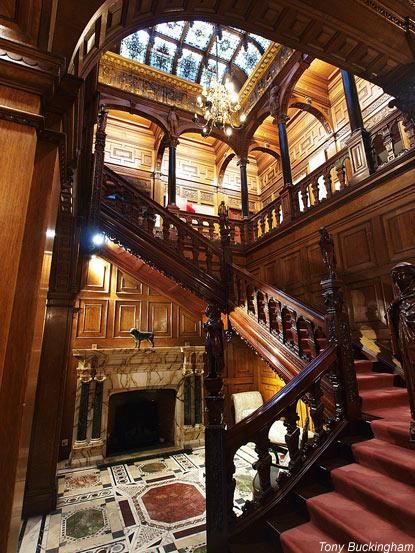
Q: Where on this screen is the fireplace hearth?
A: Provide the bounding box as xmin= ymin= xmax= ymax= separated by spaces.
xmin=70 ymin=346 xmax=205 ymax=466
xmin=107 ymin=389 xmax=175 ymax=455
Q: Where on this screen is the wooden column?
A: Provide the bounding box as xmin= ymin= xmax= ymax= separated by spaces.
xmin=277 ymin=114 xmax=293 ymax=186
xmin=167 ymin=137 xmax=179 ymax=207
xmin=237 ymin=158 xmax=249 ymax=218
xmin=204 ymin=304 xmax=229 ymax=553
xmin=23 ymin=170 xmax=81 ymax=517
xmin=319 ymin=228 xmax=361 ymax=421
xmin=341 ymin=70 xmax=374 ymax=181
xmin=90 ymin=105 xmax=108 ymax=226
xmin=0 ymin=91 xmax=62 ymax=553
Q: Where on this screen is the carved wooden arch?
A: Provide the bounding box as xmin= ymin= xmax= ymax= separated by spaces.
xmin=288 ymin=100 xmax=333 ymax=134
xmin=102 ymin=99 xmax=169 ymax=135
xmin=217 ymin=152 xmax=236 ymax=186
xmin=65 ymin=0 xmax=412 ymax=88
xmin=248 ymin=144 xmax=280 ymax=162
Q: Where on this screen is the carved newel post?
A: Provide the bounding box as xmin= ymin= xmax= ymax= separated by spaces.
xmin=319 ymin=228 xmax=361 ymax=421
xmin=204 ymin=303 xmax=229 ymax=553
xmin=388 ymin=262 xmax=415 ymax=442
xmin=166 ymin=107 xmax=180 ymax=210
xmin=90 ymin=104 xmax=109 ymax=225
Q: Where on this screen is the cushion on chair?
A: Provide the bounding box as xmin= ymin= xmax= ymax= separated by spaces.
xmin=231 ymin=391 xmax=264 ymax=424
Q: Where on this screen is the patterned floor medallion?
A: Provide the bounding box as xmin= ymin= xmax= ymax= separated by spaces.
xmin=19 ymin=445 xmax=258 ymax=553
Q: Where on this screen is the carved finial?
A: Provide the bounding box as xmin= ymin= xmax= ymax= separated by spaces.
xmin=97 ymin=104 xmax=108 ymax=133
xmin=167 ymin=106 xmax=179 ymax=138
xmin=269 ymin=85 xmax=280 ymax=119
xmin=319 ymin=227 xmax=337 ymax=279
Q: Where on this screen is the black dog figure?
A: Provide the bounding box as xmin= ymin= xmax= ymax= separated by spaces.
xmin=129 ymin=328 xmax=155 ymax=349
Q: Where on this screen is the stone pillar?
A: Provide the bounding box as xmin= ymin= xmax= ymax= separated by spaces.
xmin=91 ymin=371 xmax=106 ymax=441
xmin=76 ymin=362 xmax=92 ymax=443
xmin=341 ymin=70 xmax=374 ymax=181
xmin=167 ymin=137 xmax=179 ymax=207
xmin=237 ymin=158 xmax=249 ymax=217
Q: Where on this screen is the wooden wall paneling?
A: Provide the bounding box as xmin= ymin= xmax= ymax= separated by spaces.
xmin=77 ymin=299 xmax=108 ymax=338
xmin=114 ymin=300 xmax=142 ymax=337
xmin=82 ymin=256 xmax=111 ymax=293
xmin=179 ymin=308 xmax=202 ymax=338
xmin=338 ymin=221 xmax=376 ymax=272
xmin=148 ymin=301 xmax=172 ymax=338
xmin=382 ymin=206 xmax=415 ymax=262
xmin=116 ymin=267 xmax=143 ymax=295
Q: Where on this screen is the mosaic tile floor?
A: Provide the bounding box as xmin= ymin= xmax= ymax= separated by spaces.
xmin=18 ymin=445 xmax=259 ymax=553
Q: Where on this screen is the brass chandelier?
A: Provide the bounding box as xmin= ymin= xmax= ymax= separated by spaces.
xmin=193 ymin=27 xmax=246 ymax=137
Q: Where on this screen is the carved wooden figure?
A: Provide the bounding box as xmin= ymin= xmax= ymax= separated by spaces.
xmin=388 ymin=262 xmax=415 ymax=441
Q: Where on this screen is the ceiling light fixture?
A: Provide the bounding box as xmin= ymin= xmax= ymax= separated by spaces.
xmin=193 ymin=26 xmax=246 ymax=138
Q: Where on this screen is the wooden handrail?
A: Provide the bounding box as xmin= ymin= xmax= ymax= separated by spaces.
xmin=232 ymin=264 xmax=324 ymax=326
xmin=227 ymin=345 xmax=336 ymax=450
xmin=102 ymin=164 xmax=223 ymax=255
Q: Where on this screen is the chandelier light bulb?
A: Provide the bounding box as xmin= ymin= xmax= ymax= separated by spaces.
xmin=225 ymin=127 xmax=233 ymax=136
xmin=239 ymin=113 xmax=247 ymax=123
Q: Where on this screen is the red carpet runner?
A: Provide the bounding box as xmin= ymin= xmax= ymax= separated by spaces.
xmin=281 ymin=358 xmax=415 ymax=552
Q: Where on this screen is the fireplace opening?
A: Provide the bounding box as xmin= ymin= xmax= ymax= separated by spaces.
xmin=107 ymin=389 xmax=176 ymax=456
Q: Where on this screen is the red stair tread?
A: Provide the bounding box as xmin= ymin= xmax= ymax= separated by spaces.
xmin=352 ymin=438 xmax=415 ymax=486
xmin=356 ymin=373 xmax=395 ymax=391
xmin=331 ymin=463 xmax=415 ymax=535
xmin=354 ymin=359 xmax=374 ymax=372
xmin=281 ymin=521 xmax=338 ymax=553
xmin=307 ymin=492 xmax=414 ymax=545
xmin=371 ymin=418 xmax=415 ymax=450
xmin=360 ymin=387 xmax=408 ymax=412
xmin=367 ymin=404 xmax=410 ymax=420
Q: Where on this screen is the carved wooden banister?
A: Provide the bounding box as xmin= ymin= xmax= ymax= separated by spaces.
xmin=99 ymin=165 xmax=225 ymax=305
xmin=178 ymin=210 xmax=245 ymax=245
xmin=222 ymin=344 xmax=346 ymax=536
xmin=231 ymin=264 xmax=326 ymax=375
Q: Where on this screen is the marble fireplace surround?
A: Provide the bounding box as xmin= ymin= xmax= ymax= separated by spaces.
xmin=70 ymin=346 xmax=205 ymax=467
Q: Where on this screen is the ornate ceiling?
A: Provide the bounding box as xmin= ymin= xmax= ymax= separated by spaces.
xmin=120 ymin=21 xmax=272 ymax=89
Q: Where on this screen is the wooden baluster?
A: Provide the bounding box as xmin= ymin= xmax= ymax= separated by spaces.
xmin=308 ymin=378 xmax=325 ymax=441
xmin=319 ymin=227 xmax=360 ymax=420
xmin=310 ymin=176 xmax=319 ymax=207
xmin=336 ymin=164 xmax=346 ymax=190
xmin=268 ymin=299 xmax=277 ymax=335
xmin=281 ymin=307 xmax=289 ymax=344
xmin=381 ymin=126 xmax=396 ymax=162
xmin=324 ymin=168 xmax=333 ymax=199
xmin=280 ymin=402 xmax=301 ymax=477
xmin=229 ymin=222 xmax=236 ymax=244
xmin=300 ymin=183 xmax=309 ymax=211
xmin=177 ymin=228 xmax=185 ymax=257
xmin=258 ymin=216 xmax=263 ymax=237
xmin=247 ymin=286 xmax=256 ymax=315
xmin=256 ymin=291 xmax=266 ymax=325
xmin=253 ymin=430 xmax=272 ymax=502
xmin=204 ymin=304 xmax=229 ymax=552
xmin=305 ymin=320 xmax=317 ymax=358
xmin=291 ymin=311 xmax=300 ymax=353
xmin=162 ymin=216 xmax=170 ymax=241
xmin=191 ymin=237 xmax=199 ymax=268
xmin=275 ymin=202 xmax=282 ymax=227
xmin=206 ymin=248 xmax=213 ymax=275
xmin=208 ymin=221 xmax=215 ymax=240
xmin=146 ymin=207 xmax=156 ymax=235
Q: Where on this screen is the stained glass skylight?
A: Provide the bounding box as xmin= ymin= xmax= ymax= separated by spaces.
xmin=120 ymin=21 xmax=273 ymax=87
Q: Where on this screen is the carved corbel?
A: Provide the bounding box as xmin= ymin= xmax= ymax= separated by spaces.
xmin=77 ymin=359 xmax=93 ymax=383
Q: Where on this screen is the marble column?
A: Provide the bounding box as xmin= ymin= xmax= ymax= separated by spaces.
xmin=92 ymin=373 xmax=106 ymax=441
xmin=238 ymin=158 xmax=249 ymax=217
xmin=167 ymin=137 xmax=179 ymax=207
xmin=341 ymin=70 xmax=374 ymax=180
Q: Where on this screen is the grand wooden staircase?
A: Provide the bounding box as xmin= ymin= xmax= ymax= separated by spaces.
xmin=91 ymin=160 xmax=415 ymax=552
